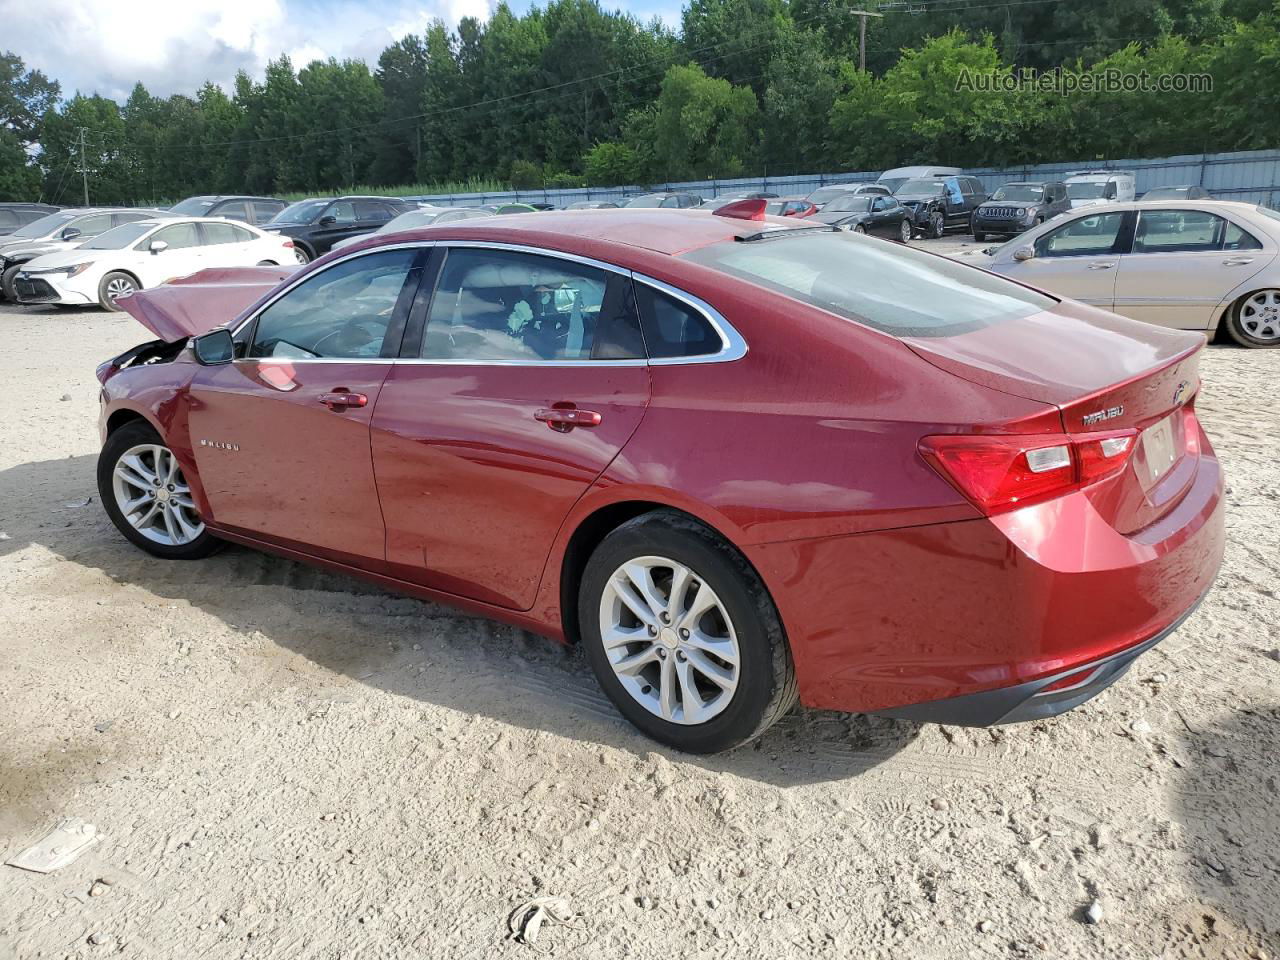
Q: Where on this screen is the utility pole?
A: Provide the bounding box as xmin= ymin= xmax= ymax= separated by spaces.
xmin=853 ymin=8 xmax=884 ymax=72
xmin=77 ymin=127 xmax=90 ymax=205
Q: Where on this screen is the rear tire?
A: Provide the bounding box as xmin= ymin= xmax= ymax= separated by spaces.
xmin=98 ymin=421 xmax=222 ymax=560
xmin=973 ymin=231 xmax=986 ymax=243
xmin=293 ymin=246 xmax=312 ymax=264
xmin=256 ymin=260 xmax=279 ymax=266
xmin=853 ymin=223 xmax=867 ymax=234
xmin=578 ymin=511 xmax=797 ymax=753
xmin=898 ymin=219 xmax=912 ymax=244
xmin=97 ymin=271 xmax=139 ymax=311
xmin=1 ymin=263 xmax=20 ymax=301
xmin=1225 ymin=289 xmax=1280 ymax=348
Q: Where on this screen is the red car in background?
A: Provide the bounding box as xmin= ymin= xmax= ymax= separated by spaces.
xmin=96 ymin=203 xmax=1224 ymax=753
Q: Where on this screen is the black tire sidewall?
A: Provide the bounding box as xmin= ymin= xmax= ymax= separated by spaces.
xmin=1 ymin=264 xmax=20 ymax=301
xmin=1227 ymin=294 xmax=1280 ymax=348
xmin=98 ymin=272 xmax=138 ymax=312
xmin=97 ymin=421 xmax=221 ymax=560
xmin=578 ymin=514 xmax=785 ymax=754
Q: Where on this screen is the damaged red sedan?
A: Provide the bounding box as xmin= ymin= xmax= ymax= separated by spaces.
xmin=96 ymin=203 xmax=1225 ymax=753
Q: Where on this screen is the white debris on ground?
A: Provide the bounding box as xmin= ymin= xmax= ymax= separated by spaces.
xmin=1 ymin=265 xmax=1277 ymax=959
xmin=5 ymin=819 xmax=98 ymax=874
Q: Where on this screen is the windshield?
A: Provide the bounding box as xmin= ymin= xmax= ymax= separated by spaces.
xmin=626 ymin=195 xmax=667 ymax=208
xmin=683 ymin=231 xmax=1054 ymax=337
xmin=268 ymin=199 xmax=329 ymax=225
xmin=808 ymin=186 xmax=860 ymax=206
xmin=10 ymin=212 xmax=77 ymax=238
xmin=378 ymin=210 xmax=441 ymax=232
xmin=81 ymin=221 xmax=156 ymax=250
xmin=1143 ymin=187 xmax=1188 ymax=199
xmin=991 ymin=184 xmax=1045 ymax=202
xmin=896 ymin=179 xmax=946 ymax=196
xmin=826 ymin=196 xmax=872 ymax=214
xmin=169 ymin=196 xmax=219 ymax=215
xmin=1067 ymin=182 xmax=1107 ymax=199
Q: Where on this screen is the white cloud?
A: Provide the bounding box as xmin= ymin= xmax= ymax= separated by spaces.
xmin=0 ymin=0 xmax=494 ymax=101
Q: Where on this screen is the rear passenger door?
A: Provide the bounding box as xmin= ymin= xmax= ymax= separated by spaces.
xmin=370 ymin=244 xmax=651 ymax=609
xmin=199 ymin=221 xmax=265 ymax=268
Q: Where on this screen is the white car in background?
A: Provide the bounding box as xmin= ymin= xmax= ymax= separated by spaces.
xmin=13 ymin=217 xmax=297 ymax=311
xmin=1064 ymin=170 xmax=1136 ymax=209
xmin=967 ymin=200 xmax=1280 ymax=348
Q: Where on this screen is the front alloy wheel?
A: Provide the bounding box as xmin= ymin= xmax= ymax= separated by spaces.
xmin=98 ymin=421 xmax=222 ymax=559
xmin=930 ymin=212 xmax=945 ymax=238
xmin=579 ymin=511 xmax=797 ymax=753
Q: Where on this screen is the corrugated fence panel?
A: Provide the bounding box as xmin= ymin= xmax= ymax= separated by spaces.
xmin=410 ymin=149 xmax=1280 ymax=209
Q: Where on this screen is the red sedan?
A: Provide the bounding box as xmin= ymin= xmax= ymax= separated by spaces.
xmin=96 ymin=202 xmax=1224 ymax=753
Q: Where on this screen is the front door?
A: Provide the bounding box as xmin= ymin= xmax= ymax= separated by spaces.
xmin=1113 ymin=208 xmax=1271 ymax=330
xmin=998 ymin=210 xmax=1131 ymax=309
xmin=185 ymin=246 xmax=426 ymax=568
xmin=371 ymin=245 xmax=651 ymax=610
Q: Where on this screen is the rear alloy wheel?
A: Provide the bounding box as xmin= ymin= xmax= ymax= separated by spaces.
xmin=97 ymin=271 xmax=138 ymax=311
xmin=853 ymin=223 xmax=867 ymax=234
xmin=899 ymin=219 xmax=913 ymax=243
xmin=293 ymin=246 xmax=311 ymax=264
xmin=98 ymin=421 xmax=222 ymax=559
xmin=256 ymin=260 xmax=279 ymax=266
xmin=579 ymin=511 xmax=797 ymax=753
xmin=1227 ymin=289 xmax=1280 ymax=347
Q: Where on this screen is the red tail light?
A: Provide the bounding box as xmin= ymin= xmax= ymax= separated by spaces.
xmin=919 ymin=429 xmax=1137 ymax=515
xmin=282 ymin=240 xmax=295 ymax=248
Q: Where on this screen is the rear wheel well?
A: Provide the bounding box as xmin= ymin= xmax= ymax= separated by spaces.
xmin=558 ymin=502 xmax=754 ymax=646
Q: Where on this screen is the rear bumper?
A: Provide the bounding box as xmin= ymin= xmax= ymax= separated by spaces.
xmin=747 ymin=426 xmax=1225 ymax=720
xmin=874 ymin=593 xmax=1204 ymax=725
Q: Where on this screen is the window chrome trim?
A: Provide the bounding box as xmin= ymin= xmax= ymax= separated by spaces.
xmin=229 ymin=238 xmax=748 ymax=367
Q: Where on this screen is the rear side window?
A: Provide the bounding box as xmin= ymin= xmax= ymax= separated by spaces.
xmin=214 ymin=201 xmax=250 ymax=222
xmin=1223 ymin=222 xmax=1262 ymax=251
xmin=252 ymin=201 xmax=283 ymax=223
xmin=633 ymin=284 xmax=723 ymax=357
xmin=202 ymin=222 xmax=255 ymax=245
xmin=683 ymin=231 xmax=1055 ymax=337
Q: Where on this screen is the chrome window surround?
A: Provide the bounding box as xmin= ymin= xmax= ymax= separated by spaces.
xmin=230 ymin=240 xmax=747 ymax=366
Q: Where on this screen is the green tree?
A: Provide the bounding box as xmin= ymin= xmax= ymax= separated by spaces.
xmin=583 ymin=141 xmax=641 ymax=184
xmin=372 ymin=35 xmax=429 ymax=185
xmin=650 ymin=64 xmax=760 ymax=180
xmin=0 ymin=52 xmax=59 ymax=201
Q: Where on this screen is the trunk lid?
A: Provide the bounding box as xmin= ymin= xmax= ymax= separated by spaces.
xmin=118 ymin=264 xmax=298 ymax=341
xmin=904 ymin=300 xmax=1207 ymax=533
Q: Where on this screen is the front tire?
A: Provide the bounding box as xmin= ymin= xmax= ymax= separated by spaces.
xmin=98 ymin=421 xmax=222 ymax=559
xmin=929 ymin=212 xmax=945 ymax=239
xmin=578 ymin=511 xmax=797 ymax=753
xmin=98 ymin=271 xmax=139 ymax=311
xmin=1 ymin=263 xmax=20 ymax=301
xmin=1226 ymin=289 xmax=1280 ymax=347
xmin=853 ymin=223 xmax=867 ymax=234
xmin=972 ymin=230 xmax=986 ymax=243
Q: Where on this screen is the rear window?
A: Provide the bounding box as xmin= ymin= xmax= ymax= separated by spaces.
xmin=682 ymin=230 xmax=1056 ymax=338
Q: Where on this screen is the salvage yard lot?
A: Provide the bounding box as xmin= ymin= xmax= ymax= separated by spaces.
xmin=1 ymin=263 xmax=1278 ymax=957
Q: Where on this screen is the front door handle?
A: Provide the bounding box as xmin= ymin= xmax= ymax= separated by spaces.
xmin=1223 ymin=257 xmax=1255 ymax=266
xmin=535 ymin=407 xmax=602 ymax=432
xmin=318 ymin=390 xmax=368 ymax=410
xmin=1088 ymin=261 xmax=1116 ymax=270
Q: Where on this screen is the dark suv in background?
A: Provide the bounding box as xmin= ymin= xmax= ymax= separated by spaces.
xmin=261 ymin=196 xmax=417 ymax=262
xmin=168 ymin=195 xmax=286 ymax=226
xmin=970 ymin=181 xmax=1070 ymax=241
xmin=893 ymin=175 xmax=986 ymax=238
xmin=0 ymin=203 xmax=61 ymax=237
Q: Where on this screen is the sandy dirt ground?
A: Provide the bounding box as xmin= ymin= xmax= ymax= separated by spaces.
xmin=1 ymin=255 xmax=1278 ymax=959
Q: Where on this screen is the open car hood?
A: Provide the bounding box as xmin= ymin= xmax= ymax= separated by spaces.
xmin=118 ymin=265 xmax=298 ymax=341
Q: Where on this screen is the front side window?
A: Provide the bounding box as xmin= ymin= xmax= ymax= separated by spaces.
xmin=146 ymin=223 xmax=202 ymax=250
xmin=1132 ymin=210 xmax=1223 ymax=253
xmin=1035 ymin=212 xmax=1127 ymax=258
xmin=684 ymin=231 xmax=1055 ymax=338
xmin=247 ymin=249 xmax=418 ymax=360
xmin=422 ymin=248 xmax=643 ymax=362
xmin=325 ymin=201 xmax=356 ymax=223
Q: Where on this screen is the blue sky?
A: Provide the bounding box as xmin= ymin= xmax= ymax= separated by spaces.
xmin=2 ymin=0 xmax=685 ymax=102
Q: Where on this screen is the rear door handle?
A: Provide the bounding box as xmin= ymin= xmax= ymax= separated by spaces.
xmin=1088 ymin=261 xmax=1116 ymax=270
xmin=318 ymin=390 xmax=368 ymax=410
xmin=1223 ymin=257 xmax=1255 ymax=266
xmin=535 ymin=407 xmax=602 ymax=432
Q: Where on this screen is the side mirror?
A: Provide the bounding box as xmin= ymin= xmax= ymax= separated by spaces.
xmin=192 ymin=328 xmax=235 ymax=365
xmin=318 ymin=215 xmax=337 ymax=226
xmin=61 ymin=227 xmax=82 ymax=241
xmin=149 ymin=239 xmax=168 ymax=255
xmin=1012 ymin=245 xmax=1035 ymax=262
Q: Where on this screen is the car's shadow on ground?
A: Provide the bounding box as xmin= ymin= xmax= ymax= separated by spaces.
xmin=0 ymin=453 xmax=921 ymax=787
xmin=1167 ymin=707 xmax=1280 ymax=956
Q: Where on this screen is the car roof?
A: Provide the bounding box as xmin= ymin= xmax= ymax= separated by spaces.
xmin=373 ymin=208 xmax=805 ymax=257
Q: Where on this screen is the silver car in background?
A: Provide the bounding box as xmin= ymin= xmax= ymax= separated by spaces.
xmin=1 ymin=208 xmax=163 ymax=301
xmin=968 ymin=200 xmax=1280 ymax=348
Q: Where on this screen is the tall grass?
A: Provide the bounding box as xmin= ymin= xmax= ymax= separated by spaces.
xmin=279 ymin=177 xmax=510 ymax=201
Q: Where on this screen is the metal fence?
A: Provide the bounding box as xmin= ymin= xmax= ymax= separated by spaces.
xmin=407 ymin=148 xmax=1280 ymax=209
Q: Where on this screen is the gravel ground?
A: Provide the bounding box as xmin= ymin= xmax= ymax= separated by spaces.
xmin=1 ymin=260 xmax=1278 ymax=959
